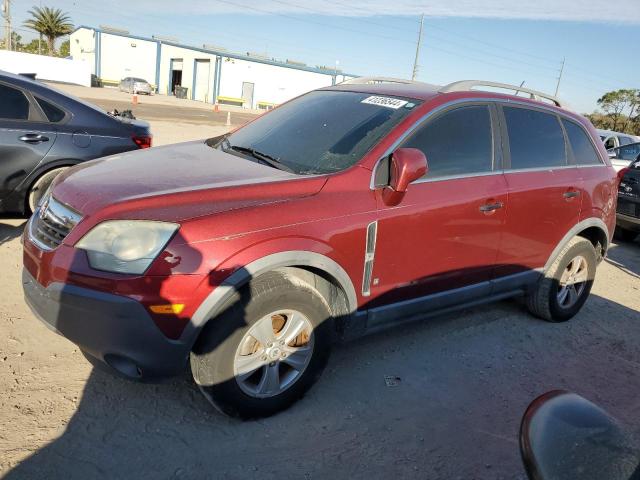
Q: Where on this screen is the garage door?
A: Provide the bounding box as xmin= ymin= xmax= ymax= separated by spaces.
xmin=194 ymin=60 xmax=211 ymax=103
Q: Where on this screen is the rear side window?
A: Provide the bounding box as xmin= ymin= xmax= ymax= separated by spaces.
xmin=619 ymin=136 xmax=634 ymax=146
xmin=402 ymin=105 xmax=493 ymax=178
xmin=504 ymin=107 xmax=566 ymax=169
xmin=562 ymin=120 xmax=602 ymax=165
xmin=0 ymin=84 xmax=30 ymax=120
xmin=35 ymin=97 xmax=66 ymax=122
xmin=616 ymin=143 xmax=640 ymax=161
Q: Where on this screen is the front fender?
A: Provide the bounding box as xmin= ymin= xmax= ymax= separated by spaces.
xmin=180 ymin=246 xmax=358 ymax=347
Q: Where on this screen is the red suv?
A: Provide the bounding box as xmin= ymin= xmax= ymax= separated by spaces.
xmin=22 ymin=79 xmax=617 ymax=418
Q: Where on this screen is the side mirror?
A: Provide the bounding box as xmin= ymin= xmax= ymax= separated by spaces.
xmin=382 ymin=148 xmax=427 ymax=206
xmin=520 ymin=390 xmax=639 ymax=480
xmin=608 ymin=151 xmax=617 ymax=159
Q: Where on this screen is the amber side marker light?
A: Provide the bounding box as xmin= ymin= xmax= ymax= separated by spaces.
xmin=149 ymin=304 xmax=185 ymax=314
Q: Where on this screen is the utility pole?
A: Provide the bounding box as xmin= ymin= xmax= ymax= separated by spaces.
xmin=411 ymin=14 xmax=424 ymax=81
xmin=1 ymin=0 xmax=11 ymax=51
xmin=555 ymin=57 xmax=565 ymax=97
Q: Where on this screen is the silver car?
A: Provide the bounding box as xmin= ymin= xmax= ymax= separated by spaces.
xmin=118 ymin=77 xmax=153 ymax=95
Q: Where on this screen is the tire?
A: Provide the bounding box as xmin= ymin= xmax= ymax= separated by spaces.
xmin=526 ymin=236 xmax=597 ymax=322
xmin=25 ymin=167 xmax=69 ymax=215
xmin=614 ymin=227 xmax=638 ymax=243
xmin=190 ymin=270 xmax=333 ymax=419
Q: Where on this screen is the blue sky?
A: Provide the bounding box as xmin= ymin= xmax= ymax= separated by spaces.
xmin=10 ymin=0 xmax=640 ymax=112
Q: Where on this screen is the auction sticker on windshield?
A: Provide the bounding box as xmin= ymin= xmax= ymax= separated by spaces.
xmin=361 ymin=96 xmax=408 ymax=109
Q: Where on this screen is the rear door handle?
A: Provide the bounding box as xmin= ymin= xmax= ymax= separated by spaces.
xmin=479 ymin=201 xmax=504 ymax=212
xmin=563 ymin=190 xmax=580 ymax=199
xmin=19 ymin=133 xmax=49 ymax=144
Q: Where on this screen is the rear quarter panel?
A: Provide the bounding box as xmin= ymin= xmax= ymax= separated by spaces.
xmin=577 ymin=117 xmax=618 ymax=240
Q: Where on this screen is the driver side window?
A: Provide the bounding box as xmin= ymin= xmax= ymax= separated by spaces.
xmin=400 ymin=105 xmax=494 ymax=179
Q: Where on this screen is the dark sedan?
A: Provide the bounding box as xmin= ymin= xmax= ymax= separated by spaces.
xmin=616 ymin=158 xmax=640 ymax=242
xmin=0 ymin=70 xmax=152 ymax=215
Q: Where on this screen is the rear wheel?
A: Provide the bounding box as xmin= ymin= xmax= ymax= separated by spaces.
xmin=614 ymin=227 xmax=638 ymax=243
xmin=526 ymin=236 xmax=596 ymax=322
xmin=190 ymin=271 xmax=333 ymax=419
xmin=26 ymin=167 xmax=68 ymax=215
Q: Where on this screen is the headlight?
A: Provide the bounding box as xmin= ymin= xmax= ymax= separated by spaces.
xmin=76 ymin=220 xmax=179 ymax=274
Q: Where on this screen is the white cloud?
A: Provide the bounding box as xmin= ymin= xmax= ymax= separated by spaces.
xmin=125 ymin=0 xmax=640 ymax=24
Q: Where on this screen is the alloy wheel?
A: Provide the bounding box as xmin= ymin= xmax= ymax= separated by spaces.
xmin=557 ymin=255 xmax=589 ymax=309
xmin=234 ymin=310 xmax=314 ymax=398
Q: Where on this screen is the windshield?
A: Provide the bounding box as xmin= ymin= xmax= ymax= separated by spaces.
xmin=220 ymin=90 xmax=421 ymax=174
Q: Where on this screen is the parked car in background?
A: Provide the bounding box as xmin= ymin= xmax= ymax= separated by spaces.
xmin=608 ymin=141 xmax=640 ymax=172
xmin=22 ymin=78 xmax=617 ymax=419
xmin=597 ymin=128 xmax=640 ymax=150
xmin=0 ymin=70 xmax=152 ymax=215
xmin=615 ymin=158 xmax=640 ymax=242
xmin=118 ymin=77 xmax=153 ymax=95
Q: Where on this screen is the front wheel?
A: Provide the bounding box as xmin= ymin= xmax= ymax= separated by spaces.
xmin=526 ymin=236 xmax=597 ymax=322
xmin=190 ymin=271 xmax=333 ymax=419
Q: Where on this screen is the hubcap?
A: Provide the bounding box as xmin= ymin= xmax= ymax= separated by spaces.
xmin=557 ymin=255 xmax=589 ymax=309
xmin=234 ymin=310 xmax=314 ymax=398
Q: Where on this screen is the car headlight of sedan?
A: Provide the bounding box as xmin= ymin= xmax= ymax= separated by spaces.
xmin=76 ymin=220 xmax=179 ymax=274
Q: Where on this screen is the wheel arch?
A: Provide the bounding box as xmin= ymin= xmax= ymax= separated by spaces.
xmin=182 ymin=251 xmax=358 ymax=347
xmin=544 ymin=218 xmax=610 ymax=272
xmin=1 ymin=159 xmax=81 ymax=214
xmin=22 ymin=160 xmax=82 ymax=212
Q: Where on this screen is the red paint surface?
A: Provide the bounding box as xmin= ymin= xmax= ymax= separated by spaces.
xmin=23 ymin=86 xmax=618 ymax=340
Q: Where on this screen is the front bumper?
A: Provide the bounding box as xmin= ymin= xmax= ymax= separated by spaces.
xmin=22 ymin=269 xmax=190 ymax=380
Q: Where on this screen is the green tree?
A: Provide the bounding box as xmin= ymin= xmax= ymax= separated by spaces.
xmin=0 ymin=31 xmax=23 ymax=50
xmin=21 ymin=38 xmax=49 ymax=55
xmin=59 ymin=39 xmax=70 ymax=57
xmin=23 ymin=6 xmax=73 ymax=55
xmin=598 ymin=89 xmax=639 ymax=131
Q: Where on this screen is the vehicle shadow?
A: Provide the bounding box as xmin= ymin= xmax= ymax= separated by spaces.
xmin=6 ymin=288 xmax=640 ymax=479
xmin=605 ymin=239 xmax=640 ymax=279
xmin=0 ymin=217 xmax=27 ymax=247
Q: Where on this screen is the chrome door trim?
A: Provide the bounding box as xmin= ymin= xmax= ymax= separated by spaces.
xmin=362 ymin=221 xmax=378 ymax=297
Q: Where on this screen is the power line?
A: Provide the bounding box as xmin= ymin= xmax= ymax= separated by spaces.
xmin=265 ymin=0 xmax=564 ymax=75
xmin=212 ymin=0 xmax=416 ymax=45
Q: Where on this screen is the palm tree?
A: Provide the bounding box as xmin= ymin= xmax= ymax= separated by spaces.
xmin=23 ymin=6 xmax=73 ymax=56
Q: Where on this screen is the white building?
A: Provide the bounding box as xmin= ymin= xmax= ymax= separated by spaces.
xmin=70 ymin=26 xmax=356 ymax=109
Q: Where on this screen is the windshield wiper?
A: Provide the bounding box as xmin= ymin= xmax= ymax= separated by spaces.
xmin=228 ymin=144 xmax=295 ymax=173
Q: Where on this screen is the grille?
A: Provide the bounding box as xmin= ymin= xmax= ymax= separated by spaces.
xmin=29 ymin=196 xmax=82 ymax=250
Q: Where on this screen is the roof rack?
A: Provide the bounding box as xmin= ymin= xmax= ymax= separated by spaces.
xmin=440 ymin=80 xmax=563 ymax=107
xmin=340 ymin=76 xmax=426 ymax=86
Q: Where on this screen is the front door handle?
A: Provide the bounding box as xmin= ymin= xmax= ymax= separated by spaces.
xmin=19 ymin=133 xmax=49 ymax=144
xmin=479 ymin=201 xmax=504 ymax=212
xmin=563 ymin=190 xmax=580 ymax=199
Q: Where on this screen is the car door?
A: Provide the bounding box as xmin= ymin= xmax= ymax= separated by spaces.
xmin=0 ymin=82 xmax=58 ymax=203
xmin=495 ymin=105 xmax=582 ymax=279
xmin=369 ymin=103 xmax=508 ymax=314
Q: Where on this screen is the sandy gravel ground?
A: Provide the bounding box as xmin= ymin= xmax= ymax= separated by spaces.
xmin=0 ymin=87 xmax=639 ymax=478
xmin=1 ymin=225 xmax=639 ymax=479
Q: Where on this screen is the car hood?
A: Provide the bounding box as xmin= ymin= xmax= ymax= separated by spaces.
xmin=52 ymin=140 xmax=327 ymax=222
